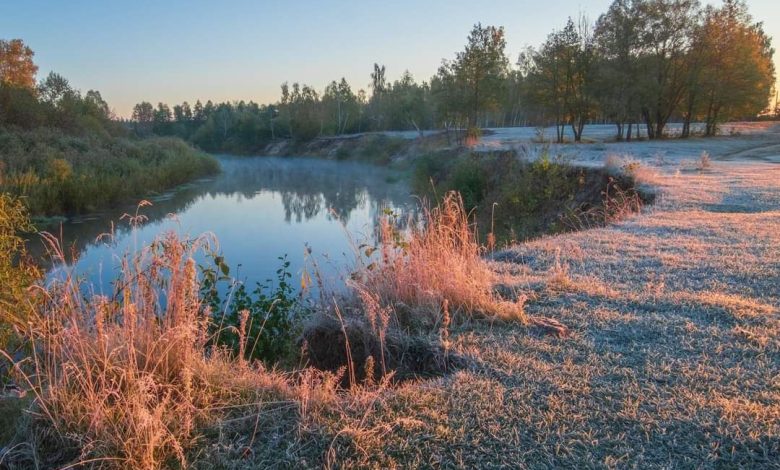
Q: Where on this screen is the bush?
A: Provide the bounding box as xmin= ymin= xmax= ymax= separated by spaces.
xmin=352 ymin=191 xmax=525 ymax=327
xmin=412 ymin=149 xmax=646 ymax=243
xmin=0 ymin=194 xmax=40 ymax=351
xmin=449 ymin=156 xmax=488 ymax=210
xmin=411 ymin=150 xmax=454 ymax=195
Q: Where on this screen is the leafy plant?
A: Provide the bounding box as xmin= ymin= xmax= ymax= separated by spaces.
xmin=0 ymin=193 xmax=40 ymax=352
xmin=200 ymin=253 xmax=300 ymax=364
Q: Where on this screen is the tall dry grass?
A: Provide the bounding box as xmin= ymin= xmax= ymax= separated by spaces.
xmin=3 ymin=230 xmax=333 ymax=469
xmin=353 ymin=192 xmax=525 ymax=326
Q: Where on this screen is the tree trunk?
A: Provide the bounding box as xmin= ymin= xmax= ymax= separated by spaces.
xmin=643 ymin=109 xmax=655 ymax=140
xmin=681 ymin=92 xmax=696 ymax=138
xmin=655 ymin=110 xmax=665 ymax=139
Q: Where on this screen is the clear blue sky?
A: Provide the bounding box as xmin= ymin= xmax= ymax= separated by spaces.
xmin=2 ymin=0 xmax=778 ymax=117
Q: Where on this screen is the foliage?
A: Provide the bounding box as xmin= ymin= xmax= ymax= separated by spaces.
xmin=0 ymin=194 xmax=40 ymax=350
xmin=689 ymin=0 xmax=776 ymax=135
xmin=452 ymin=24 xmax=510 ymax=128
xmin=0 ymin=39 xmax=37 ymax=90
xmin=0 ymin=70 xmax=119 ymax=134
xmin=0 ymin=128 xmax=219 ymax=216
xmin=200 ymin=253 xmax=300 ymax=364
xmin=526 ymin=17 xmax=596 ymax=142
xmin=415 ymin=150 xmax=646 ymax=242
xmin=0 ymin=42 xmax=219 ymax=218
xmin=132 ymin=2 xmax=774 ymax=146
xmin=449 ymin=156 xmax=488 ymax=209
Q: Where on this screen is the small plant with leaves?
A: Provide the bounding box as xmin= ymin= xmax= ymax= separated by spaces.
xmin=200 ymin=253 xmax=300 ymax=364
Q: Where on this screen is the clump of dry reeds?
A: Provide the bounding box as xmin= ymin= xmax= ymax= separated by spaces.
xmin=697 ymin=151 xmax=712 ymax=171
xmin=354 ymin=191 xmax=526 ymax=326
xmin=604 ymin=153 xmax=660 ymax=186
xmin=4 ymin=231 xmax=329 ymax=469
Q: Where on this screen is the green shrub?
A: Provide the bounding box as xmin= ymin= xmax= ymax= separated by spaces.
xmin=411 ymin=149 xmax=640 ymax=243
xmin=448 ymin=156 xmax=488 ymax=210
xmin=412 ymin=151 xmax=452 ymax=195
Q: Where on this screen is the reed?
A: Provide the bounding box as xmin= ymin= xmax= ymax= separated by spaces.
xmin=354 ymin=191 xmax=525 ymax=326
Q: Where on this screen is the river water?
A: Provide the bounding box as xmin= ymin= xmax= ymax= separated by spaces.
xmin=37 ymin=156 xmax=413 ymax=295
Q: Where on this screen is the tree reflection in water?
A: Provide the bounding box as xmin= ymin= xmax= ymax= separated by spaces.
xmin=34 ymin=156 xmax=414 ymax=292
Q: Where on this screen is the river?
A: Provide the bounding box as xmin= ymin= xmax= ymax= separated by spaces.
xmin=36 ymin=156 xmax=413 ymax=295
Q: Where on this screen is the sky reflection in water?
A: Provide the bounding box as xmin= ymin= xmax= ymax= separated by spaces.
xmin=39 ymin=156 xmax=413 ymax=296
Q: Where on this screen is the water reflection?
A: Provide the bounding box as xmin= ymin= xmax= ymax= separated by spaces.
xmin=35 ymin=156 xmax=413 ymax=294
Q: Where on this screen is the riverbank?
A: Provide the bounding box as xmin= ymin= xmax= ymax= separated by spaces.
xmin=0 ymin=127 xmax=219 ymax=217
xmin=258 ymin=121 xmax=780 ymax=164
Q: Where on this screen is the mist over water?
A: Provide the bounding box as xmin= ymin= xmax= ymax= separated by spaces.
xmin=37 ymin=156 xmax=413 ymax=295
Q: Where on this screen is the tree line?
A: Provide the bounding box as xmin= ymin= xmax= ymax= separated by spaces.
xmin=130 ymin=0 xmax=775 ymax=151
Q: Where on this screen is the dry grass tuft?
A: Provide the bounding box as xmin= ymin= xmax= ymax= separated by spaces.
xmin=604 ymin=152 xmax=662 ymax=186
xmin=2 ymin=231 xmax=331 ymax=469
xmin=354 ymin=191 xmax=526 ymax=326
xmin=697 ymin=150 xmax=712 ymax=170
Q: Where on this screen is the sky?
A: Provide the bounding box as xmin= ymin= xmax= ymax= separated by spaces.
xmin=2 ymin=0 xmax=778 ymax=118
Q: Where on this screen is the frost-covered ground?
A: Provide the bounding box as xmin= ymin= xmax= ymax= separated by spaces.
xmin=474 ymin=121 xmax=780 ymax=166
xmin=481 ymin=121 xmax=778 ymax=144
xmin=374 ymin=121 xmax=780 ymax=143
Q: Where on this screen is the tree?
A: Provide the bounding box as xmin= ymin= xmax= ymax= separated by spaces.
xmin=452 ymin=24 xmax=509 ymax=128
xmin=385 ymin=71 xmax=430 ymax=133
xmin=193 ymin=100 xmax=204 ymax=122
xmin=322 ymin=77 xmax=358 ymax=134
xmin=633 ymin=0 xmax=699 ymax=139
xmin=0 ymin=82 xmax=41 ymax=128
xmin=559 ymin=17 xmax=597 ymax=142
xmin=84 ymin=90 xmax=110 ymax=119
xmin=0 ymin=39 xmax=38 ymax=90
xmin=370 ymin=63 xmax=387 ymax=98
xmin=131 ymin=101 xmax=154 ymax=134
xmin=431 ymin=60 xmax=463 ymax=142
xmin=38 ymin=72 xmax=72 ymax=104
xmin=526 ymin=28 xmax=570 ymax=142
xmin=180 ymin=101 xmax=192 ymax=121
xmin=369 ymin=63 xmax=388 ymax=130
xmin=694 ymin=0 xmax=775 ymax=135
xmin=594 ymin=0 xmax=643 ymax=140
